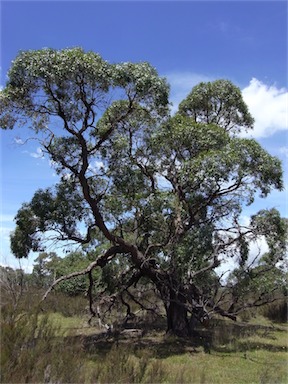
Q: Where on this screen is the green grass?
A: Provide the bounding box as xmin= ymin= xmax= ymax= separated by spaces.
xmin=159 ymin=349 xmax=287 ymax=383
xmin=75 ymin=344 xmax=287 ymax=384
xmin=76 ymin=316 xmax=288 ymax=384
xmin=2 ymin=304 xmax=288 ymax=383
xmin=236 ymin=329 xmax=287 ymax=350
xmin=43 ymin=312 xmax=84 ymax=334
xmin=43 ymin=312 xmax=288 ymax=383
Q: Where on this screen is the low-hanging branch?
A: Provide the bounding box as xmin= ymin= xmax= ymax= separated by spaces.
xmin=41 ymin=245 xmax=125 ymax=301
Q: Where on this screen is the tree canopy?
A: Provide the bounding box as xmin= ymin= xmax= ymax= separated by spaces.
xmin=1 ymin=48 xmax=286 ymax=336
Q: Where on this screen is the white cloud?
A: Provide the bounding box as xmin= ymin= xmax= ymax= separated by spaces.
xmin=242 ymin=78 xmax=288 ymax=138
xmin=30 ymin=147 xmax=44 ymax=159
xmin=88 ymin=160 xmax=106 ymax=174
xmin=14 ymin=137 xmax=24 ymax=145
xmin=0 ymin=226 xmax=14 ymax=268
xmin=0 ymin=259 xmax=34 ymax=274
xmin=0 ymin=227 xmax=11 ymax=242
xmin=0 ymin=215 xmax=15 ymax=245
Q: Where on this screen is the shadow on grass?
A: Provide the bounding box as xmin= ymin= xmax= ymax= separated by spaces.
xmin=77 ymin=317 xmax=287 ymax=358
xmin=205 ymin=320 xmax=288 ymax=353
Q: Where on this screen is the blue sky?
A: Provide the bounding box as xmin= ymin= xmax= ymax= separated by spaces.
xmin=0 ymin=1 xmax=287 ymax=271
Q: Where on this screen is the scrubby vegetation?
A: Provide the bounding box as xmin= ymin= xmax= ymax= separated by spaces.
xmin=1 ymin=265 xmax=287 ymax=384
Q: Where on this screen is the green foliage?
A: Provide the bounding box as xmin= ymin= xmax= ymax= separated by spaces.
xmin=0 ymin=47 xmax=168 ymax=131
xmin=178 ymin=79 xmax=254 ymax=133
xmin=54 ymin=252 xmax=101 ymax=296
xmin=0 ymin=48 xmax=110 ymax=130
xmin=10 ymin=206 xmax=40 ymax=258
xmin=32 ymin=252 xmax=60 ymax=287
xmin=251 ymin=209 xmax=287 ymax=263
xmin=32 ymin=251 xmax=102 ymax=296
xmin=155 ymin=117 xmax=283 ymax=206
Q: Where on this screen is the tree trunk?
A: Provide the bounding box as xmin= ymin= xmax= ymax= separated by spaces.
xmin=165 ymin=290 xmax=191 ymax=337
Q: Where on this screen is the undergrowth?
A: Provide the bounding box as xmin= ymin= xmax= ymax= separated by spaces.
xmin=1 ymin=290 xmax=287 ymax=383
xmin=1 ymin=304 xmax=85 ymax=383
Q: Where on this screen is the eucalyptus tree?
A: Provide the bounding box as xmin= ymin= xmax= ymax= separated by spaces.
xmin=1 ymin=48 xmax=286 ymax=336
xmin=32 ymin=251 xmax=96 ymax=295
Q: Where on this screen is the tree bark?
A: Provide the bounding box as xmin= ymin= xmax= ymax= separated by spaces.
xmin=165 ymin=290 xmax=191 ymax=337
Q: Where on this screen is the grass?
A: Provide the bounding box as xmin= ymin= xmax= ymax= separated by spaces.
xmin=236 ymin=329 xmax=287 ymax=350
xmin=1 ymin=306 xmax=86 ymax=383
xmin=70 ymin=343 xmax=287 ymax=383
xmin=43 ymin=312 xmax=85 ymax=334
xmin=156 ymin=349 xmax=287 ymax=384
xmin=2 ymin=300 xmax=288 ymax=383
xmin=43 ymin=312 xmax=288 ymax=383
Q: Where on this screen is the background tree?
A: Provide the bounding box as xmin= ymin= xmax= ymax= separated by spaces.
xmin=0 ymin=266 xmax=26 ymax=308
xmin=32 ymin=251 xmax=101 ymax=295
xmin=32 ymin=252 xmax=60 ymax=288
xmin=1 ymin=48 xmax=286 ymax=336
xmin=226 ymin=213 xmax=287 ymax=315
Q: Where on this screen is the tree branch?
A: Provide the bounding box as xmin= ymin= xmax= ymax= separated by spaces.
xmin=41 ymin=245 xmax=125 ymax=301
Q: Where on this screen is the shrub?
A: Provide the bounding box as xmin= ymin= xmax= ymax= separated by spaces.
xmin=0 ymin=304 xmax=85 ymax=383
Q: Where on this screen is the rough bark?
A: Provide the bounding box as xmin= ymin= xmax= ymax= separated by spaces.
xmin=165 ymin=290 xmax=191 ymax=337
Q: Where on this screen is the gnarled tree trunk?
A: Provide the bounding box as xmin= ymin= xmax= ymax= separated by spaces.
xmin=165 ymin=289 xmax=192 ymax=337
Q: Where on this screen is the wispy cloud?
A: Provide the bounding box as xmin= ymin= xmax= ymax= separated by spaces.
xmin=88 ymin=160 xmax=105 ymax=173
xmin=164 ymin=72 xmax=213 ymax=114
xmin=0 ymin=226 xmax=12 ymax=241
xmin=218 ymin=21 xmax=255 ymax=44
xmin=14 ymin=137 xmax=25 ymax=145
xmin=0 ymin=213 xmax=14 ymax=251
